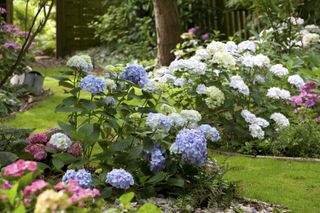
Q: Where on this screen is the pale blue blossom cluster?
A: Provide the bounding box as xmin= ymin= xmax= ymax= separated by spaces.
xmin=106 ymin=169 xmax=134 ymax=190
xmin=62 ymin=169 xmax=92 ymax=188
xmin=149 ymin=144 xmax=166 ymax=172
xmin=173 ymin=129 xmax=207 ymax=166
xmin=121 ymin=65 xmax=148 ymax=87
xmin=66 ymin=55 xmax=93 ymax=73
xmin=169 ymin=59 xmax=207 ymax=75
xmin=198 ymin=124 xmax=220 ymax=142
xmin=80 ymin=75 xmax=106 ymax=94
xmin=48 ymin=133 xmax=73 ymax=150
xmin=146 ymin=113 xmax=172 ymax=131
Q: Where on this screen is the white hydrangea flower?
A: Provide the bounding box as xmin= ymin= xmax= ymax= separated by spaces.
xmin=143 ymin=80 xmax=158 ymax=93
xmin=254 ymin=75 xmax=266 ymax=84
xmin=195 ymin=48 xmax=210 ymax=60
xmin=249 ymin=124 xmax=265 ymax=139
xmin=213 ymin=69 xmax=221 ymax=76
xmin=180 ymin=110 xmax=202 ymax=124
xmin=212 ymin=52 xmax=236 ymax=67
xmin=158 ymin=74 xmax=176 ymax=84
xmin=240 ymin=54 xmax=270 ymax=68
xmin=205 ymin=86 xmax=225 ymax=109
xmin=169 ymin=59 xmax=207 ymax=75
xmin=49 ymin=133 xmax=73 ymax=150
xmin=241 ymin=109 xmax=269 ymax=128
xmin=270 ymin=113 xmax=290 ymax=128
xmin=169 ymin=113 xmax=186 ymax=127
xmin=238 ymin=40 xmax=256 ymax=53
xmin=174 ymin=78 xmax=187 ymax=87
xmin=305 ymin=25 xmax=320 ymax=34
xmin=288 ymin=17 xmax=304 ymax=26
xmin=206 ymin=41 xmax=227 ymax=55
xmin=225 ymin=41 xmax=238 ymax=55
xmin=302 ymin=33 xmax=320 ymax=46
xmin=269 ymin=64 xmax=289 ymax=77
xmin=152 ymin=67 xmax=172 ymax=78
xmin=288 ymin=74 xmax=304 ymax=88
xmin=266 ymin=87 xmax=291 ymax=100
xmin=105 ymin=78 xmax=116 ymax=90
xmin=230 ymin=75 xmax=250 ymax=96
xmin=196 ymin=84 xmax=207 ymax=95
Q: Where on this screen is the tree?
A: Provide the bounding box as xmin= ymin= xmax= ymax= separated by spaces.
xmin=152 ymin=0 xmax=181 ymax=66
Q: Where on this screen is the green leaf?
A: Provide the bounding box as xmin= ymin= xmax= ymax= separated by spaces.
xmin=137 ymin=203 xmax=162 ymax=213
xmin=8 ymin=182 xmax=19 ymax=205
xmin=167 ymin=177 xmax=185 ymax=188
xmin=119 ymin=192 xmax=135 ymax=209
xmin=110 ymin=140 xmax=130 ymax=152
xmin=146 ymin=172 xmax=168 ymax=185
xmin=128 ymin=145 xmax=143 ymax=159
xmin=0 ymin=151 xmax=18 ymax=166
xmin=58 ymin=121 xmax=76 ymax=137
xmin=52 ymin=158 xmax=64 ymax=170
xmin=13 ymin=204 xmax=26 ymax=213
xmin=59 ymin=81 xmax=74 ymax=88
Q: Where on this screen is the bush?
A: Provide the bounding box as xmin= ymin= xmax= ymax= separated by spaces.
xmin=273 ymin=120 xmax=320 ymax=158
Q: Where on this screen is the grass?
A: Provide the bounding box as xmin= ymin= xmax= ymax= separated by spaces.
xmin=2 ymin=67 xmax=320 ymax=212
xmin=0 ymin=67 xmax=68 ymax=132
xmin=213 ymin=153 xmax=320 ymax=213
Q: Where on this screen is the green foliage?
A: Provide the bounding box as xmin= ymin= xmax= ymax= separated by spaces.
xmin=273 ymin=120 xmax=320 ymax=158
xmin=0 ymin=125 xmax=33 ymax=166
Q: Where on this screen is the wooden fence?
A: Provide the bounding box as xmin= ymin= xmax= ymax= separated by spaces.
xmin=56 ymin=0 xmax=105 ymax=57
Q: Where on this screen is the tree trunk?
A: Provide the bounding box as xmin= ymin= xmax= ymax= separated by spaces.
xmin=152 ymin=0 xmax=181 ymax=66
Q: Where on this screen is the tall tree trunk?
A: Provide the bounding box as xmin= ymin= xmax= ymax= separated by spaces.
xmin=152 ymin=0 xmax=181 ymax=66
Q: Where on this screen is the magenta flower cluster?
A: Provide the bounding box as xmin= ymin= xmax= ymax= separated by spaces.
xmin=25 ymin=129 xmax=83 ymax=160
xmin=291 ymin=81 xmax=320 ymax=112
xmin=3 ymin=160 xmax=37 ymax=177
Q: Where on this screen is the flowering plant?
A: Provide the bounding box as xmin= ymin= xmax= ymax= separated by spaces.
xmin=54 ymin=56 xmax=234 ymax=205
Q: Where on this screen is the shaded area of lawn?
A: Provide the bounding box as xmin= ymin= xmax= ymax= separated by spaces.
xmin=213 ymin=153 xmax=320 ymax=213
xmin=0 ymin=68 xmax=68 ymax=132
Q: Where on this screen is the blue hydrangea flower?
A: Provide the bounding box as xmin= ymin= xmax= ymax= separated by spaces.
xmin=198 ymin=124 xmax=220 ymax=142
xmin=169 ymin=113 xmax=186 ymax=127
xmin=80 ymin=75 xmax=106 ymax=94
xmin=121 ymin=65 xmax=148 ymax=87
xmin=48 ymin=133 xmax=73 ymax=150
xmin=174 ymin=128 xmax=207 ymax=166
xmin=62 ymin=169 xmax=92 ymax=188
xmin=146 ymin=113 xmax=172 ymax=132
xmin=149 ymin=144 xmax=166 ymax=172
xmin=106 ymin=169 xmax=134 ymax=190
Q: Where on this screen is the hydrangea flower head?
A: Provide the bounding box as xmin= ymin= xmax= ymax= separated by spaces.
xmin=149 ymin=144 xmax=166 ymax=172
xmin=205 ymin=86 xmax=225 ymax=109
xmin=269 ymin=64 xmax=289 ymax=77
xmin=62 ymin=169 xmax=92 ymax=188
xmin=146 ymin=113 xmax=172 ymax=132
xmin=266 ymin=87 xmax=291 ymax=100
xmin=26 ymin=132 xmax=50 ymax=144
xmin=180 ymin=110 xmax=202 ymax=124
xmin=106 ymin=169 xmax=134 ymax=190
xmin=48 ymin=133 xmax=73 ymax=150
xmin=230 ymin=76 xmax=250 ymax=96
xmin=169 ymin=113 xmax=186 ymax=127
xmin=270 ymin=113 xmax=290 ymax=128
xmin=238 ymin=40 xmax=256 ymax=53
xmin=196 ymin=84 xmax=207 ymax=95
xmin=198 ymin=124 xmax=220 ymax=142
xmin=174 ymin=128 xmax=207 ymax=166
xmin=25 ymin=143 xmax=47 ymax=160
xmin=288 ymin=75 xmax=304 ymax=88
xmin=249 ymin=124 xmax=265 ymax=139
xmin=23 ymin=180 xmax=48 ymax=196
xmin=67 ymin=55 xmax=93 ymax=73
xmin=80 ymin=75 xmax=106 ymax=94
xmin=3 ymin=160 xmax=37 ymax=177
xmin=121 ymin=65 xmax=148 ymax=87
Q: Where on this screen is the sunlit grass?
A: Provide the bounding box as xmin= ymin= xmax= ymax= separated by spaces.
xmin=213 ymin=153 xmax=320 ymax=213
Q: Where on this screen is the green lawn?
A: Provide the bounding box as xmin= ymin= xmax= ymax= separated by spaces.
xmin=2 ymin=68 xmax=320 ymax=213
xmin=0 ymin=68 xmax=68 ymax=132
xmin=213 ymin=153 xmax=320 ymax=213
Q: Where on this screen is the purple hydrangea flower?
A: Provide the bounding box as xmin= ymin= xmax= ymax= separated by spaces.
xmin=106 ymin=169 xmax=134 ymax=190
xmin=149 ymin=144 xmax=166 ymax=172
xmin=62 ymin=169 xmax=92 ymax=188
xmin=80 ymin=75 xmax=106 ymax=94
xmin=174 ymin=128 xmax=207 ymax=166
xmin=121 ymin=65 xmax=148 ymax=87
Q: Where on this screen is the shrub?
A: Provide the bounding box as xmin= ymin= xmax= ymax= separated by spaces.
xmin=273 ymin=120 xmax=320 ymax=158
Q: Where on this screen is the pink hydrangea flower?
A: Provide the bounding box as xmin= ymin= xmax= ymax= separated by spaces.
xmin=201 ymin=33 xmax=209 ymax=41
xmin=54 ymin=180 xmax=100 ymax=203
xmin=0 ymin=7 xmax=6 ymax=14
xmin=22 ymin=198 xmax=32 ymax=205
xmin=25 ymin=143 xmax=47 ymax=160
xmin=0 ymin=181 xmax=12 ymax=189
xmin=3 ymin=160 xmax=37 ymax=177
xmin=67 ymin=143 xmax=83 ymax=157
xmin=23 ymin=179 xmax=48 ymax=196
xmin=2 ymin=41 xmax=20 ymax=49
xmin=26 ymin=132 xmax=50 ymax=144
